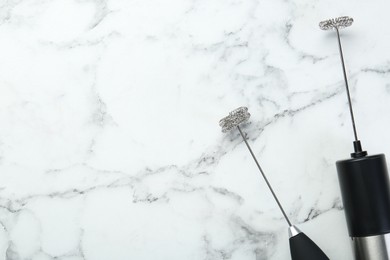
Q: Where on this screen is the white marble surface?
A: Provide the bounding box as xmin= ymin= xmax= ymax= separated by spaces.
xmin=1 ymin=0 xmax=390 ymax=259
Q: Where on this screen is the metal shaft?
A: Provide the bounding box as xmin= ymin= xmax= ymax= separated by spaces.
xmin=237 ymin=125 xmax=292 ymax=227
xmin=335 ymin=27 xmax=359 ymax=142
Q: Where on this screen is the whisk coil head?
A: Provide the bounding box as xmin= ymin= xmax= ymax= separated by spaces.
xmin=319 ymin=16 xmax=354 ymax=30
xmin=219 ymin=106 xmax=250 ymax=133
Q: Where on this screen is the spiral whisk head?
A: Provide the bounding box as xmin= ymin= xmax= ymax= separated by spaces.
xmin=219 ymin=106 xmax=250 ymax=133
xmin=319 ymin=16 xmax=353 ymax=30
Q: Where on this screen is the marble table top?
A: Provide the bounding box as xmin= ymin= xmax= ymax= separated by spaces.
xmin=1 ymin=0 xmax=390 ymax=259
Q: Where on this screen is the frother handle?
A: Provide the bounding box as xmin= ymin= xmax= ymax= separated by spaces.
xmin=289 ymin=232 xmax=329 ymax=260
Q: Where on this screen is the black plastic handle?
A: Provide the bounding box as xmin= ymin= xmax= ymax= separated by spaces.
xmin=289 ymin=232 xmax=329 ymax=260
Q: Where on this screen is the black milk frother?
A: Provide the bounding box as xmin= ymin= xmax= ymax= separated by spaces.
xmin=219 ymin=107 xmax=329 ymax=260
xmin=319 ymin=16 xmax=390 ymax=259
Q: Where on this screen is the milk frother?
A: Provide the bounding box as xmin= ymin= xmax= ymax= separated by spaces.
xmin=319 ymin=16 xmax=390 ymax=259
xmin=219 ymin=107 xmax=329 ymax=260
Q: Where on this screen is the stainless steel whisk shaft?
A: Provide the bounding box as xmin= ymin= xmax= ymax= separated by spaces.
xmin=319 ymin=16 xmax=366 ymax=155
xmin=219 ymin=107 xmax=292 ymax=226
xmin=237 ymin=125 xmax=292 ymax=227
xmin=335 ymin=27 xmax=359 ymax=142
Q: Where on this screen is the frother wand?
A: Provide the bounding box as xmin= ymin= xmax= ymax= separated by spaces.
xmin=219 ymin=106 xmax=329 ymax=260
xmin=319 ymin=16 xmax=366 ymax=157
xmin=320 ymin=16 xmax=390 ymax=259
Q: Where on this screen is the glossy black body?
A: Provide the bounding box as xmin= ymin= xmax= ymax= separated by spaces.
xmin=289 ymin=233 xmax=329 ymax=260
xmin=336 ymin=154 xmax=390 ymax=237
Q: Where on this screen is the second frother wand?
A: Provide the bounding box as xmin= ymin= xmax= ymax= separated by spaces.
xmin=219 ymin=106 xmax=329 ymax=260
